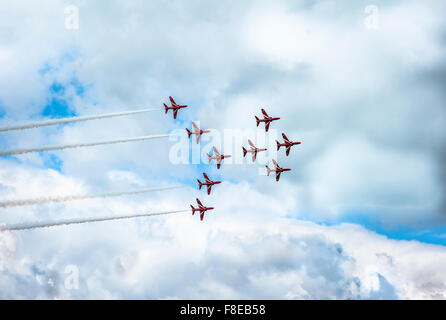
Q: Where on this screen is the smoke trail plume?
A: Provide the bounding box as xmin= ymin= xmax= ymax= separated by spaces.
xmin=0 ymin=133 xmax=176 ymax=156
xmin=0 ymin=185 xmax=185 ymax=208
xmin=0 ymin=209 xmax=189 ymax=232
xmin=0 ymin=108 xmax=160 ymax=132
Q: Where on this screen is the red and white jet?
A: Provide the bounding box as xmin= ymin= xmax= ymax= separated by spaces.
xmin=276 ymin=133 xmax=301 ymax=156
xmin=186 ymin=122 xmax=210 ymax=144
xmin=164 ymin=96 xmax=188 ymax=119
xmin=207 ymin=146 xmax=231 ymax=169
xmin=266 ymin=159 xmax=291 ymax=182
xmin=255 ymin=108 xmax=280 ymax=132
xmin=191 ymin=198 xmax=214 ymax=221
xmin=197 ymin=172 xmax=221 ymax=195
xmin=242 ymin=139 xmax=267 ymax=162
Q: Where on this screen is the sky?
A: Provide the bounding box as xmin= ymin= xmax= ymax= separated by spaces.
xmin=0 ymin=0 xmax=446 ymax=299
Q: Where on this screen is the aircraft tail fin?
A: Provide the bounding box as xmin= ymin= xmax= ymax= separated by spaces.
xmin=276 ymin=140 xmax=281 ymax=151
xmin=164 ymin=103 xmax=169 ymax=114
xmin=255 ymin=116 xmax=260 ymax=127
xmin=191 ymin=205 xmax=196 ymax=215
xmin=197 ymin=179 xmax=202 ymax=190
xmin=266 ymin=165 xmax=272 ymax=176
xmin=186 ymin=128 xmax=192 ymax=138
xmin=242 ymin=147 xmax=247 ymax=157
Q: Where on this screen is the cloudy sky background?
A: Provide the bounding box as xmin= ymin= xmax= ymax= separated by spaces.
xmin=1 ymin=0 xmax=446 ymax=299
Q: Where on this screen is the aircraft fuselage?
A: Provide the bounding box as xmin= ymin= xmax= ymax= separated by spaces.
xmin=278 ymin=141 xmax=301 ymax=147
xmin=259 ymin=117 xmax=280 ymax=122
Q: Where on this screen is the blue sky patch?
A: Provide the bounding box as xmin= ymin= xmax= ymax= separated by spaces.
xmin=41 ymin=82 xmax=77 ymax=118
xmin=42 ymin=154 xmax=64 ymax=172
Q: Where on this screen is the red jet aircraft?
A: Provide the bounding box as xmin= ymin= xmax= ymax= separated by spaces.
xmin=255 ymin=108 xmax=280 ymax=132
xmin=197 ymin=172 xmax=221 ymax=195
xmin=186 ymin=122 xmax=210 ymax=144
xmin=276 ymin=133 xmax=301 ymax=156
xmin=242 ymin=139 xmax=267 ymax=162
xmin=266 ymin=159 xmax=291 ymax=182
xmin=207 ymin=147 xmax=231 ymax=169
xmin=191 ymin=198 xmax=214 ymax=221
xmin=164 ymin=96 xmax=188 ymax=119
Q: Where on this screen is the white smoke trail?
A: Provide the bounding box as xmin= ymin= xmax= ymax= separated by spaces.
xmin=0 ymin=133 xmax=177 ymax=156
xmin=0 ymin=209 xmax=189 ymax=232
xmin=0 ymin=185 xmax=185 ymax=208
xmin=0 ymin=108 xmax=161 ymax=132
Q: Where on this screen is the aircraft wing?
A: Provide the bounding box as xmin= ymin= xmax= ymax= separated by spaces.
xmin=272 ymin=159 xmax=280 ymax=169
xmin=265 ymin=121 xmax=271 ymax=132
xmin=213 ymin=147 xmax=220 ymax=156
xmin=252 ymin=152 xmax=257 ymax=162
xmin=173 ymin=109 xmax=178 ymax=119
xmin=286 ymin=146 xmax=291 ymax=156
xmin=248 ymin=139 xmax=255 ymax=148
xmin=200 ymin=212 xmax=204 ymax=221
xmin=282 ymin=133 xmax=290 ymax=142
xmin=169 ymin=96 xmax=176 ymax=106
xmin=192 ymin=121 xmax=199 ymax=131
xmin=276 ymin=171 xmax=282 ymax=182
xmin=203 ymin=172 xmax=210 ymax=182
xmin=216 ymin=159 xmax=222 ymax=169
xmin=207 ymin=185 xmax=212 ymax=195
xmin=261 ymin=108 xmax=269 ymax=118
xmin=196 ymin=198 xmax=204 ymax=208
xmin=196 ymin=134 xmax=200 ymax=144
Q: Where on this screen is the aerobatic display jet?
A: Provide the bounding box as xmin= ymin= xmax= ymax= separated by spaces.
xmin=266 ymin=159 xmax=291 ymax=182
xmin=242 ymin=139 xmax=267 ymax=162
xmin=186 ymin=121 xmax=210 ymax=144
xmin=164 ymin=96 xmax=188 ymax=119
xmin=276 ymin=133 xmax=301 ymax=156
xmin=255 ymin=108 xmax=280 ymax=132
xmin=197 ymin=172 xmax=221 ymax=195
xmin=207 ymin=146 xmax=231 ymax=169
xmin=191 ymin=198 xmax=214 ymax=221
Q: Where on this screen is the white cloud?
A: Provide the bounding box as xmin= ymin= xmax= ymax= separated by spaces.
xmin=306 ymin=135 xmax=442 ymax=223
xmin=0 ymin=162 xmax=445 ymax=299
xmin=2 ymin=206 xmax=446 ymax=299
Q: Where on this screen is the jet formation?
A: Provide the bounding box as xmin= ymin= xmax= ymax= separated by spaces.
xmin=164 ymin=96 xmax=188 ymax=119
xmin=266 ymin=159 xmax=291 ymax=182
xmin=255 ymin=108 xmax=280 ymax=132
xmin=191 ymin=198 xmax=214 ymax=221
xmin=164 ymin=98 xmax=302 ymax=221
xmin=276 ymin=133 xmax=301 ymax=156
xmin=197 ymin=172 xmax=221 ymax=195
xmin=207 ymin=147 xmax=232 ymax=169
xmin=242 ymin=139 xmax=267 ymax=162
xmin=186 ymin=121 xmax=210 ymax=144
